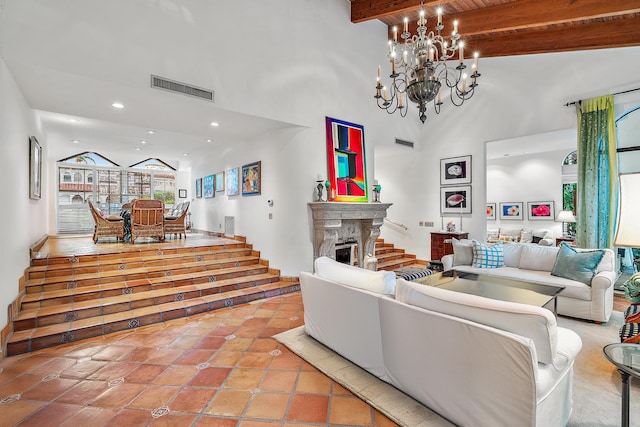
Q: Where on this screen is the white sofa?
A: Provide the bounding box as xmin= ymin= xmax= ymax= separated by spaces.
xmin=442 ymin=241 xmax=616 ymax=322
xmin=300 ymin=256 xmax=582 ymax=427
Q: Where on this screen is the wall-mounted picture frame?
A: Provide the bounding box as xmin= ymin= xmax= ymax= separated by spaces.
xmin=440 ymin=155 xmax=471 ymax=186
xmin=178 ymin=189 xmax=187 ymax=199
xmin=486 ymin=203 xmax=496 ymax=220
xmin=325 ymin=116 xmax=368 ymax=202
xmin=195 ymin=178 xmax=202 ymax=198
xmin=215 ymin=171 xmax=225 ymax=193
xmin=440 ymin=185 xmax=472 ymax=214
xmin=203 ymin=174 xmax=215 ymax=198
xmin=242 ymin=161 xmax=261 ymax=196
xmin=226 ymin=167 xmax=239 ymax=196
xmin=527 ymin=201 xmax=555 ymax=221
xmin=499 ymin=202 xmax=524 ymax=220
xmin=29 ymin=136 xmax=42 ymax=200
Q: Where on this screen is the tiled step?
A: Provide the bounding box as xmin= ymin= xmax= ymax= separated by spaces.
xmin=376 ymin=251 xmax=414 ymax=263
xmin=7 ymin=238 xmax=299 ymax=357
xmin=24 ymin=255 xmax=265 ymax=294
xmin=26 ymin=246 xmax=255 ymax=279
xmin=378 ymin=257 xmax=425 ymax=271
xmin=7 ymin=280 xmax=300 ymax=356
xmin=14 ymin=272 xmax=281 ymax=331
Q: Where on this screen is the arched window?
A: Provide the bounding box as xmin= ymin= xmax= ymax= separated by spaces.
xmin=63 ymin=171 xmax=72 ymax=183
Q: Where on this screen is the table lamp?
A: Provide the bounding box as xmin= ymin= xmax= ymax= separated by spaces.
xmin=556 ymin=210 xmax=577 ymax=237
xmin=614 ymin=173 xmax=640 ymax=302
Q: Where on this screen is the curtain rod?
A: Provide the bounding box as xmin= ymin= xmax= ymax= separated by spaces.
xmin=564 ymin=87 xmax=640 ymax=107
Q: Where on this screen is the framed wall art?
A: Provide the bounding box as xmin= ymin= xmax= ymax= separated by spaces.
xmin=29 ymin=136 xmax=42 ymax=199
xmin=242 ymin=161 xmax=261 ymax=196
xmin=527 ymin=201 xmax=554 ymax=221
xmin=203 ymin=174 xmax=215 ymax=198
xmin=440 ymin=185 xmax=471 ymax=214
xmin=178 ymin=189 xmax=187 ymax=199
xmin=499 ymin=202 xmax=523 ymax=220
xmin=195 ymin=178 xmax=202 ymax=198
xmin=226 ymin=167 xmax=239 ymax=196
xmin=440 ymin=155 xmax=471 ymax=186
xmin=325 ymin=116 xmax=368 ymax=202
xmin=486 ymin=203 xmax=496 ymax=220
xmin=215 ymin=171 xmax=225 ymax=193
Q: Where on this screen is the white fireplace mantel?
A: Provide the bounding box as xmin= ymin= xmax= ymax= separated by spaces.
xmin=308 ymin=202 xmax=392 ymax=270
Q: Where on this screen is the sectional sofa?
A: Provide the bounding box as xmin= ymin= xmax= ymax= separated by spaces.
xmin=300 ymin=256 xmax=582 ymax=427
xmin=442 ymin=241 xmax=616 ymax=322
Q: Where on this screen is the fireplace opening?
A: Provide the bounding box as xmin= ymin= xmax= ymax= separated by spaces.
xmin=335 ymin=241 xmax=357 ymax=265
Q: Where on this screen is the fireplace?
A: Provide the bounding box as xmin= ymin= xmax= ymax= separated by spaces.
xmin=335 ymin=241 xmax=356 ymax=265
xmin=309 ymin=202 xmax=392 ymax=270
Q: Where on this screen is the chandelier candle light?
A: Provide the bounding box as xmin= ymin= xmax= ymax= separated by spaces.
xmin=374 ymin=3 xmax=480 ymax=123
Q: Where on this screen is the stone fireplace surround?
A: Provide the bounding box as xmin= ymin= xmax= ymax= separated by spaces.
xmin=309 ymin=202 xmax=392 ymax=271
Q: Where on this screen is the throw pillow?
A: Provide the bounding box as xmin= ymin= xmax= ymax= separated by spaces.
xmin=532 ymin=235 xmax=542 ymax=244
xmin=471 ymin=240 xmax=505 ymax=268
xmin=520 ymin=229 xmax=533 ymax=243
xmin=451 ymin=238 xmax=473 ymax=266
xmin=550 ymin=243 xmax=605 ymax=285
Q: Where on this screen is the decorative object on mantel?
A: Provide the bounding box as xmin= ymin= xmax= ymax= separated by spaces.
xmin=315 ymin=180 xmax=325 ymax=202
xmin=446 ymin=221 xmax=455 ymax=232
xmin=325 ymin=117 xmax=368 ymax=202
xmin=374 ymin=0 xmax=481 ymax=123
xmin=372 ymin=181 xmax=381 ymax=202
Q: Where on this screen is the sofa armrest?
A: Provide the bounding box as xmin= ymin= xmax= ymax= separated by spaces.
xmin=441 ymin=254 xmax=454 ymax=271
xmin=591 ymin=269 xmax=616 ymax=291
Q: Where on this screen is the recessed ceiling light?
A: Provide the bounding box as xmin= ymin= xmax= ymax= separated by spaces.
xmin=112 ymin=102 xmax=125 ymax=109
xmin=140 ymin=140 xmax=147 ymax=144
xmin=207 ymin=139 xmax=213 ymax=143
xmin=135 ymin=147 xmax=141 ymax=151
xmin=67 ymin=118 xmax=79 ymax=123
xmin=71 ymin=140 xmax=79 ymax=143
xmin=183 ymin=153 xmax=189 ymax=156
xmin=147 ymin=130 xmax=155 ymax=134
xmin=210 ymin=121 xmax=220 ymax=127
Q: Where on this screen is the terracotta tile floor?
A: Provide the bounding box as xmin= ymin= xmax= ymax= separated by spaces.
xmin=0 ymin=292 xmax=398 ymax=426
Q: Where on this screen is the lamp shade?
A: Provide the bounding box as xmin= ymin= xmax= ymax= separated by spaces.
xmin=555 ymin=210 xmax=576 ymax=223
xmin=614 ymin=173 xmax=640 ymax=247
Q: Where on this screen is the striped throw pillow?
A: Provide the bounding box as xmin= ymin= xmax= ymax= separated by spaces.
xmin=471 ymin=240 xmax=505 ymax=269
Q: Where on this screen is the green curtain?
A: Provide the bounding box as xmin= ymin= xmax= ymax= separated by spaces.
xmin=575 ymin=94 xmax=618 ymax=249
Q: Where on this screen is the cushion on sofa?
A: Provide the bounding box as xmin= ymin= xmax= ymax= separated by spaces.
xmin=472 ymin=240 xmax=505 ymax=268
xmin=518 ymin=244 xmax=559 ymax=272
xmin=314 ymin=256 xmax=396 ymax=296
xmin=502 ymin=243 xmax=524 ymax=268
xmin=395 ymin=278 xmax=558 ymax=364
xmin=551 ymin=243 xmax=605 ymax=286
xmin=451 ymin=238 xmax=474 ymax=266
xmin=520 ymin=229 xmax=533 ymax=243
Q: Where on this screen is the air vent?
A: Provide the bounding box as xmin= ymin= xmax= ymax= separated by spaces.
xmin=395 ymin=138 xmax=414 ymax=148
xmin=150 ymin=75 xmax=214 ymax=102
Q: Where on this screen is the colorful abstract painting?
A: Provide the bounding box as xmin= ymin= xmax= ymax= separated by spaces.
xmin=242 ymin=161 xmax=261 ymax=196
xmin=203 ymin=174 xmax=214 ymax=198
xmin=325 ymin=117 xmax=368 ymax=202
xmin=226 ymin=167 xmax=239 ymax=196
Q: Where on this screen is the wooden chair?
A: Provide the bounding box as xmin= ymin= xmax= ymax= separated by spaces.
xmin=130 ymin=199 xmax=165 ymax=243
xmin=164 ymin=201 xmax=190 ymax=239
xmin=88 ymin=201 xmax=124 ymax=243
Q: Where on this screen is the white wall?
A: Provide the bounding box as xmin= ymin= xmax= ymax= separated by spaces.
xmin=377 ymin=47 xmax=640 ymax=260
xmin=486 ymin=149 xmax=569 ymax=237
xmin=0 ymin=57 xmax=48 ymax=331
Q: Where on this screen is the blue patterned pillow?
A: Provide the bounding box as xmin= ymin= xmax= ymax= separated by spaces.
xmin=471 ymin=240 xmax=505 ymax=268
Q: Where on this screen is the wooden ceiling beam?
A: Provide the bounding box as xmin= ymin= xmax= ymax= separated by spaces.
xmin=463 ymin=15 xmax=640 ymax=58
xmin=382 ymin=0 xmax=640 ymax=37
xmin=350 ymin=0 xmax=439 ymax=23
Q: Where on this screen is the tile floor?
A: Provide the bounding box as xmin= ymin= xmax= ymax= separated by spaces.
xmin=0 ymin=292 xmax=398 ymax=426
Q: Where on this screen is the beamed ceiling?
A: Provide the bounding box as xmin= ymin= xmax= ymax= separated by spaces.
xmin=350 ymin=0 xmax=640 ymax=58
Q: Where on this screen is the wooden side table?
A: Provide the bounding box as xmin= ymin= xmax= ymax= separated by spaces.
xmin=430 ymin=231 xmax=469 ymax=261
xmin=555 ymin=236 xmax=576 ymax=246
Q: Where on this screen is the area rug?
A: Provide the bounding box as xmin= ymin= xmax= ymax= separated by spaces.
xmin=274 ymin=312 xmax=640 ymax=427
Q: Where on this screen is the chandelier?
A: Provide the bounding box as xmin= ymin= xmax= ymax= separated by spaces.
xmin=374 ymin=3 xmax=481 ymax=123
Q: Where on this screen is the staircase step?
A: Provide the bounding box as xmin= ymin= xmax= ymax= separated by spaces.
xmin=377 ymin=257 xmax=424 ymax=271
xmin=7 ymin=280 xmax=300 ymax=355
xmin=24 ymin=255 xmax=265 ymax=294
xmin=14 ymin=273 xmax=281 ymax=331
xmin=376 ymin=251 xmax=412 ymax=263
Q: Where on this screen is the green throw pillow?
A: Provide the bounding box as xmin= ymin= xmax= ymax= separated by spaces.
xmin=550 ymin=243 xmax=605 ymax=285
